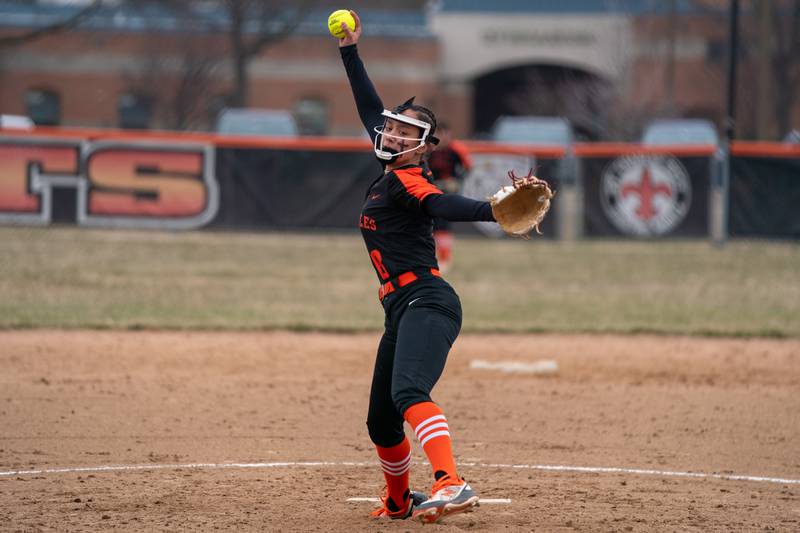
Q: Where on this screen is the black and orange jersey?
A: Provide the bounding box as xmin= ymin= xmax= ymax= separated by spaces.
xmin=342 ymin=43 xmax=495 ymax=284
xmin=359 ymin=164 xmax=494 ymax=283
xmin=359 ymin=165 xmax=441 ymax=281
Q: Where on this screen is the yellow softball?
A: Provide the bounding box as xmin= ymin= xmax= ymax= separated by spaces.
xmin=328 ymin=9 xmax=355 ymax=39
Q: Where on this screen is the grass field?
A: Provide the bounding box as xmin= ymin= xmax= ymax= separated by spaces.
xmin=0 ymin=226 xmax=798 ymax=337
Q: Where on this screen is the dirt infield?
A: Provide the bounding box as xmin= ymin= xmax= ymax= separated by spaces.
xmin=1 ymin=331 xmax=798 ymax=532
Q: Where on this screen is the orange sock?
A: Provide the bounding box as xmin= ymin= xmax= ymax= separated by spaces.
xmin=375 ymin=437 xmax=411 ymax=512
xmin=404 ymin=402 xmax=459 ymax=485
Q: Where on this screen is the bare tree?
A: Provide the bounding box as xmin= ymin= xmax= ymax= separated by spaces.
xmin=171 ymin=51 xmax=223 ymax=130
xmin=113 ymin=1 xmax=223 ymax=130
xmin=691 ymin=0 xmax=799 ymax=138
xmin=121 ymin=39 xmax=223 ymax=130
xmin=0 ymin=0 xmax=103 ymax=48
xmin=505 ymin=67 xmax=613 ymax=141
xmin=224 ymin=0 xmax=318 ymax=107
xmin=771 ymin=0 xmax=800 ymax=136
xmin=125 ymin=0 xmax=318 ymax=109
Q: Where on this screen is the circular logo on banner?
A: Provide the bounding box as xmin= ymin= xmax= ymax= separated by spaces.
xmin=461 ymin=153 xmax=536 ymax=237
xmin=600 ymin=155 xmax=691 ymax=236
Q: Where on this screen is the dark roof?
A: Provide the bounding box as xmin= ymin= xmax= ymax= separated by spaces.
xmin=0 ymin=1 xmax=433 ymax=39
xmin=437 ymin=0 xmax=726 ymax=14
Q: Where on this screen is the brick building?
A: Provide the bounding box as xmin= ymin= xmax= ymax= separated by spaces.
xmin=0 ymin=0 xmax=796 ymax=140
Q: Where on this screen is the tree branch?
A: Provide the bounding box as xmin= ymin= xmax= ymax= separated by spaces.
xmin=789 ymin=0 xmax=800 ymax=88
xmin=0 ymin=0 xmax=103 ymax=48
xmin=241 ymin=0 xmax=318 ymax=59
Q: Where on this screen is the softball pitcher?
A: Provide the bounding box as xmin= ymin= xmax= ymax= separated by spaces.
xmin=336 ymin=11 xmax=496 ymax=523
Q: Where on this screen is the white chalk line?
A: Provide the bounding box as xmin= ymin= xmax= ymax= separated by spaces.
xmin=346 ymin=497 xmax=511 ymax=504
xmin=0 ymin=460 xmax=798 ymax=486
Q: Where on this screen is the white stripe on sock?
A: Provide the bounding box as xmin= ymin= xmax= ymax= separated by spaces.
xmin=380 ymin=456 xmax=411 ymax=475
xmin=419 ymin=430 xmax=451 ymax=447
xmin=382 ymin=461 xmax=411 ymax=476
xmin=417 ymin=421 xmax=449 ymax=440
xmin=413 ymin=414 xmax=446 ymax=438
xmin=378 ymin=452 xmax=412 ymax=468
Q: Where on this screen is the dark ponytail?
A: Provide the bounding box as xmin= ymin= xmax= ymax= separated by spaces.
xmin=393 ymin=97 xmax=439 ymax=145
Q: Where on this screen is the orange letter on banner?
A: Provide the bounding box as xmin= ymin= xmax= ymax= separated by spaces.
xmin=86 ymin=147 xmax=207 ymax=217
xmin=0 ymin=144 xmax=78 ymax=213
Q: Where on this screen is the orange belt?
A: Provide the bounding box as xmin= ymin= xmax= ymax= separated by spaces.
xmin=378 ymin=268 xmax=441 ymax=301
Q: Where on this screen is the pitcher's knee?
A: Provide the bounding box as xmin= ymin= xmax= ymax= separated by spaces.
xmin=392 ymin=386 xmax=431 ymax=418
xmin=366 ymin=415 xmax=405 ymax=448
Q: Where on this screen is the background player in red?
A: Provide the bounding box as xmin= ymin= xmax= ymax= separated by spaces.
xmin=337 ymin=10 xmax=496 ymax=523
xmin=427 ymin=122 xmax=473 ymax=272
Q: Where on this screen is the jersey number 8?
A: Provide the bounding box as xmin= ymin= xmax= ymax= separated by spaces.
xmin=369 ymin=249 xmax=390 ymax=280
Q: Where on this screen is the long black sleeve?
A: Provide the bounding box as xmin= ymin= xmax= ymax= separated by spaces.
xmin=340 ymin=44 xmax=384 ymax=142
xmin=422 ymin=193 xmax=496 ymax=222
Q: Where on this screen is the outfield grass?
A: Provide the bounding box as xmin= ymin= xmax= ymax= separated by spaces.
xmin=0 ymin=226 xmax=797 ymax=337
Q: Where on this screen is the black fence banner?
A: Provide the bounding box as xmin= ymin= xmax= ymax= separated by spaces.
xmin=581 ymin=153 xmax=711 ymax=238
xmin=211 ymin=147 xmax=381 ymax=230
xmin=730 ymin=156 xmax=800 ymax=238
xmin=3 ymin=130 xmax=798 ymax=241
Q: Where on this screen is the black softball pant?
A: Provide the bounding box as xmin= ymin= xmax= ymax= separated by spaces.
xmin=366 ymin=282 xmax=462 ymax=448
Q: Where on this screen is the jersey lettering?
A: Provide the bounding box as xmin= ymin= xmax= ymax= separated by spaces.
xmin=369 ymin=249 xmax=391 ymax=280
xmin=359 ymin=214 xmax=377 ymax=231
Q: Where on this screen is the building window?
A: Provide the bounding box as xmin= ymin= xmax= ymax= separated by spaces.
xmin=706 ymin=39 xmax=748 ymax=65
xmin=118 ymin=92 xmax=153 ymax=129
xmin=294 ymin=98 xmax=328 ymax=136
xmin=706 ymin=39 xmax=727 ymax=64
xmin=25 ymin=89 xmax=60 ymax=126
